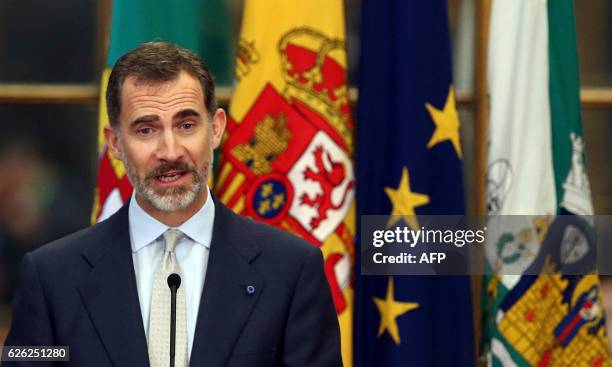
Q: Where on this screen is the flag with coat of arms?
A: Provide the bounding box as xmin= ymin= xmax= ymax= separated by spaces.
xmin=216 ymin=1 xmax=355 ymax=365
xmin=482 ymin=0 xmax=610 ymax=366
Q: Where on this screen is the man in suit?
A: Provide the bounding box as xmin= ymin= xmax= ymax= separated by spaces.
xmin=3 ymin=42 xmax=342 ymax=367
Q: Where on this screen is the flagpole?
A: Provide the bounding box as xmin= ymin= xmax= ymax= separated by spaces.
xmin=473 ymin=0 xmax=491 ymax=364
xmin=97 ymin=0 xmax=112 ymax=81
xmin=474 ymin=0 xmax=490 ymax=217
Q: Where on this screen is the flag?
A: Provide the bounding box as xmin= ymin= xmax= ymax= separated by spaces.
xmin=482 ymin=0 xmax=609 ymax=365
xmin=91 ymin=0 xmax=232 ymax=222
xmin=355 ymin=1 xmax=474 ymax=366
xmin=216 ymin=1 xmax=355 ymax=365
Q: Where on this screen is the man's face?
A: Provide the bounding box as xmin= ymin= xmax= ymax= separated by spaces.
xmin=105 ymin=70 xmax=225 ymax=214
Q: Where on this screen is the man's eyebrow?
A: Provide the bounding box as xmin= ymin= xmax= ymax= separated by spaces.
xmin=173 ymin=109 xmax=201 ymax=120
xmin=130 ymin=115 xmax=158 ymax=127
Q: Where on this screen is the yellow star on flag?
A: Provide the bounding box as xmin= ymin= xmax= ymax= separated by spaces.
xmin=425 ymin=86 xmax=462 ymax=158
xmin=385 ymin=167 xmax=430 ymax=229
xmin=373 ymin=277 xmax=419 ymax=345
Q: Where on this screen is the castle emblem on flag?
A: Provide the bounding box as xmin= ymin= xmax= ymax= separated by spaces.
xmin=231 ymin=113 xmax=291 ymax=175
xmin=497 ymin=274 xmax=608 ymax=366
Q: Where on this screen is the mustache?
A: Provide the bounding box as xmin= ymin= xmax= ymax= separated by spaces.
xmin=146 ymin=162 xmax=197 ymax=179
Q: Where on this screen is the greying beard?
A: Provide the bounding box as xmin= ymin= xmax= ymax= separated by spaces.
xmin=139 ymin=172 xmax=203 ymax=212
xmin=118 ymin=143 xmax=209 ymax=212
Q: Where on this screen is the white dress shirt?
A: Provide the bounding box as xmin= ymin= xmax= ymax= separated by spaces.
xmin=128 ymin=189 xmax=214 ymax=361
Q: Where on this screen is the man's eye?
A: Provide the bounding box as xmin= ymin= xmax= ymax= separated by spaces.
xmin=181 ymin=122 xmax=194 ymax=130
xmin=138 ymin=127 xmax=152 ymax=135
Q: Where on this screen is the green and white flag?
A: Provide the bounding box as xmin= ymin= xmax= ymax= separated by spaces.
xmin=482 ymin=0 xmax=608 ymax=366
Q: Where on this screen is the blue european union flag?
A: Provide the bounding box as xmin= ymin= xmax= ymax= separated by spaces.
xmin=355 ymin=1 xmax=475 ymax=366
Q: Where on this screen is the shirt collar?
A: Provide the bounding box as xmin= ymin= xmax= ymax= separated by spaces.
xmin=128 ymin=187 xmax=215 ymax=253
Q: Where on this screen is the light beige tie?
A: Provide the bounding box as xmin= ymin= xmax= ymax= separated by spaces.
xmin=148 ymin=229 xmax=188 ymax=367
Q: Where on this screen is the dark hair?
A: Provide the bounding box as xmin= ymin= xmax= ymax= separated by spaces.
xmin=106 ymin=42 xmax=218 ymax=128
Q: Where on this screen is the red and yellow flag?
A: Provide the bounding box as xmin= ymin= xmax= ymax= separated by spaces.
xmin=216 ymin=1 xmax=354 ymax=364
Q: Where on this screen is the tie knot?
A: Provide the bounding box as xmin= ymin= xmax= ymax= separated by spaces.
xmin=162 ymin=229 xmax=183 ymax=253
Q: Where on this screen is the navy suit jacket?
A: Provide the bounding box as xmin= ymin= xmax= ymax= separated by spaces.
xmin=2 ymin=200 xmax=342 ymax=367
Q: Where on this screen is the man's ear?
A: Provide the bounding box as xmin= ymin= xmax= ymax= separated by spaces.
xmin=210 ymin=108 xmax=227 ymax=149
xmin=104 ymin=124 xmax=122 ymax=160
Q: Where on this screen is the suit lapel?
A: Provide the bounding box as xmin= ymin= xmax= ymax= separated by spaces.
xmin=78 ymin=205 xmax=150 ymax=367
xmin=189 ymin=202 xmax=264 ymax=367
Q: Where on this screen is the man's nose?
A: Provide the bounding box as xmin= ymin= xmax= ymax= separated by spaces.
xmin=156 ymin=130 xmax=185 ymax=161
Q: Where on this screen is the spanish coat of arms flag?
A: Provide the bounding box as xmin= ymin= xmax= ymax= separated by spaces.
xmin=216 ymin=1 xmax=354 ymax=365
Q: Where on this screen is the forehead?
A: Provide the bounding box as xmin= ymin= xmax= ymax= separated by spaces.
xmin=120 ymin=70 xmax=205 ymax=114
